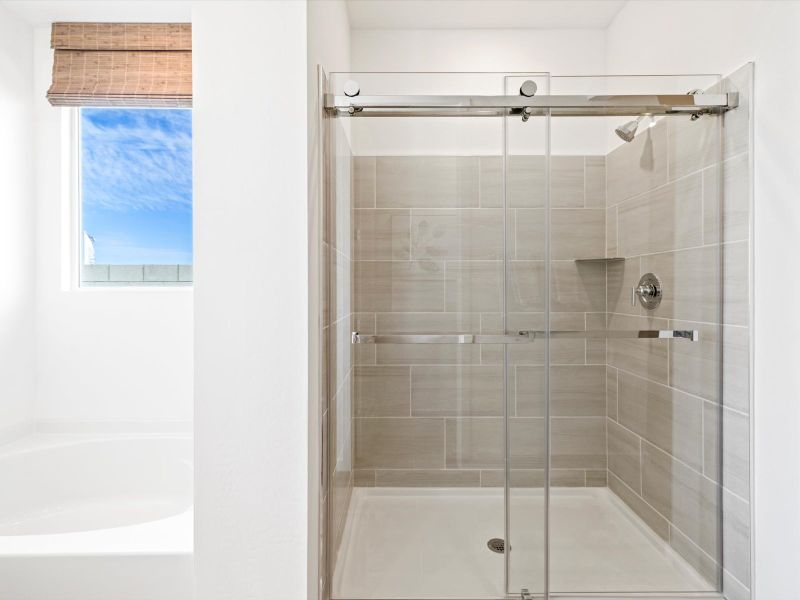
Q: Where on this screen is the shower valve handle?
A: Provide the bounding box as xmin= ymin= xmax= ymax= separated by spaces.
xmin=631 ymin=284 xmax=657 ymax=305
xmin=631 ymin=273 xmax=663 ymax=310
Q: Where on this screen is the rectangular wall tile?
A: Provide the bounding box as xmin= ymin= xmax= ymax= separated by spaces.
xmin=723 ymin=488 xmax=751 ymax=588
xmin=508 ymin=261 xmax=546 ymax=312
xmin=722 ymin=241 xmax=749 ymax=326
xmin=703 ymin=403 xmax=750 ymax=499
xmin=606 ymin=205 xmax=618 ymax=257
xmin=411 ymin=208 xmax=504 ymax=260
xmin=551 ymin=156 xmax=585 ymax=207
xmin=668 ymin=113 xmax=721 ymax=181
xmin=586 ymin=312 xmax=607 ymax=364
xmin=508 ymin=155 xmax=546 ymax=208
xmin=607 ymin=314 xmax=670 ymax=384
xmin=703 ymin=153 xmax=750 ymax=244
xmin=509 ymin=418 xmax=546 ymax=469
xmin=669 ymin=524 xmax=719 ymax=587
xmin=550 ymin=261 xmax=607 ymax=313
xmin=606 ymin=366 xmax=618 ymax=420
xmin=353 ymin=209 xmax=410 ymax=260
xmin=377 ymin=343 xmax=482 ymax=366
xmin=445 ymin=261 xmax=503 ymax=312
xmin=516 ymin=365 xmax=605 ymax=418
xmin=377 ymin=156 xmax=479 ymax=208
xmin=550 ymin=208 xmax=605 ymax=259
xmin=480 ymin=469 xmax=544 ymax=488
xmin=609 ymin=472 xmax=669 ymax=541
xmin=669 ymin=320 xmax=749 ymax=412
xmin=618 ymin=172 xmax=703 ymax=256
xmin=513 ymin=209 xmax=545 ymax=259
xmin=608 ymin=419 xmax=641 ymax=493
xmin=353 ymin=156 xmax=375 ymax=208
xmin=584 ymin=156 xmax=606 ymax=208
xmin=550 ymin=469 xmax=586 ymax=487
xmin=586 ymin=470 xmax=607 ymax=486
xmin=606 ymin=258 xmax=642 ymax=317
xmin=641 ymin=441 xmax=719 ymax=558
xmin=355 ymin=418 xmax=444 ymax=469
xmin=445 ymin=417 xmax=503 ymax=469
xmin=617 ymin=370 xmax=704 ymax=472
xmin=552 ymin=365 xmax=607 ymax=416
xmin=642 ymin=246 xmax=721 ymax=324
xmin=446 ymin=417 xmax=545 ymax=469
xmin=377 ymin=311 xmax=481 ymax=334
xmin=355 ymin=260 xmax=444 ymax=312
xmin=411 ymin=365 xmax=504 ymax=417
xmin=374 ymin=469 xmax=480 ymax=487
xmin=354 ymin=469 xmax=375 ymax=487
xmin=354 ymin=366 xmax=410 ymax=417
xmin=550 ymin=417 xmax=606 ymax=469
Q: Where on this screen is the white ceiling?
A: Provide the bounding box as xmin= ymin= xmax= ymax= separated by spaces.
xmin=345 ymin=0 xmax=627 ymax=30
xmin=2 ymin=0 xmax=626 ymax=30
xmin=1 ymin=1 xmax=191 ymax=27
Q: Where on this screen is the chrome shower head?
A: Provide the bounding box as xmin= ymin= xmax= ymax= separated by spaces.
xmin=614 ymin=115 xmax=644 ymax=143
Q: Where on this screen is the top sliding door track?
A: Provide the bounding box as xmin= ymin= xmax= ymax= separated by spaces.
xmin=324 ymin=93 xmax=738 ymax=118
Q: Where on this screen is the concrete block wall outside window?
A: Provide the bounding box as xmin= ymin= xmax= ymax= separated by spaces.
xmin=81 ymin=264 xmax=193 ymax=287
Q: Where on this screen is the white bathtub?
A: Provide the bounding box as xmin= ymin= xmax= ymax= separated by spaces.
xmin=0 ymin=433 xmax=193 ymax=600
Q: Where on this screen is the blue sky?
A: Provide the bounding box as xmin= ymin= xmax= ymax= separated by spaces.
xmin=81 ymin=108 xmax=192 ymax=265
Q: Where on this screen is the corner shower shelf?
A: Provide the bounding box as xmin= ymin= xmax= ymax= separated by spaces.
xmin=574 ymin=257 xmax=625 ymax=263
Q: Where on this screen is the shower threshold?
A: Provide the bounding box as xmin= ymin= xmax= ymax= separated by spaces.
xmin=332 ymin=487 xmax=715 ymax=600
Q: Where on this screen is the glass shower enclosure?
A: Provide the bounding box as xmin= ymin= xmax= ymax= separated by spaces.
xmin=319 ymin=70 xmax=737 ymax=599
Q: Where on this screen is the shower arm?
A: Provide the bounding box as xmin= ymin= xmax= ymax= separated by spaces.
xmin=325 ymin=93 xmax=737 ymax=118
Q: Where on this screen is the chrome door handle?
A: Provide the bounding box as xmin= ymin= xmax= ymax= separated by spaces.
xmin=350 ymin=332 xmax=535 ymax=345
xmin=351 ymin=329 xmax=698 ymax=344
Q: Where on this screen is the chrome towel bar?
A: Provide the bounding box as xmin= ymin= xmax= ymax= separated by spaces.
xmin=351 ymin=329 xmax=699 ymax=344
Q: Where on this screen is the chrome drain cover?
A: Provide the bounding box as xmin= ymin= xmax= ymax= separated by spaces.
xmin=487 ymin=538 xmax=505 ymax=554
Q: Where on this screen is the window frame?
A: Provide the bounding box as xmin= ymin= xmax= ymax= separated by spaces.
xmin=69 ymin=106 xmax=193 ymax=292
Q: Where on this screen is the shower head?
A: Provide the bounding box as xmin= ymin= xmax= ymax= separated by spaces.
xmin=614 ymin=115 xmax=644 ymax=143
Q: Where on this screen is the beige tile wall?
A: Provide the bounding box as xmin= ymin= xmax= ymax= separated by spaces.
xmin=351 ymin=154 xmax=608 ymax=489
xmin=338 ymin=65 xmax=752 ymax=598
xmin=605 ymin=65 xmax=752 ymax=597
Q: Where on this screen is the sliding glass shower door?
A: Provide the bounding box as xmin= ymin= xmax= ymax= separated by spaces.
xmin=322 ymin=70 xmax=732 ymax=600
xmin=325 ymin=71 xmax=549 ymax=599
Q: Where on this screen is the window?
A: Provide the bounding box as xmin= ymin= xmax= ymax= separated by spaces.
xmin=79 ymin=108 xmax=193 ymax=287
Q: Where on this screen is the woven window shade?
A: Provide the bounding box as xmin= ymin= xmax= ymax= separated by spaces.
xmin=47 ymin=23 xmax=192 ymax=107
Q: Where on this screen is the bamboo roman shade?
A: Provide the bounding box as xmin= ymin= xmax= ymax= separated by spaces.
xmin=47 ymin=23 xmax=192 ymax=107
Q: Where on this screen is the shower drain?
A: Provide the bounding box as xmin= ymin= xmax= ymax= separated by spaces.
xmin=487 ymin=538 xmax=505 ymax=554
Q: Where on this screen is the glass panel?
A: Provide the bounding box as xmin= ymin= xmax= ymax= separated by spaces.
xmin=503 ymin=74 xmax=550 ymax=598
xmin=325 ymin=72 xmax=548 ymax=599
xmin=546 ymin=74 xmax=723 ymax=595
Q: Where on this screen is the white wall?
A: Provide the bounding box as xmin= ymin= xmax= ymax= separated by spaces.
xmin=349 ymin=28 xmax=608 ymax=156
xmin=0 ymin=4 xmax=35 ymax=439
xmin=193 ymin=2 xmax=309 ymax=598
xmin=351 ymin=28 xmax=605 ymax=73
xmin=31 ymin=28 xmax=193 ymax=426
xmin=605 ymin=3 xmax=800 ymax=598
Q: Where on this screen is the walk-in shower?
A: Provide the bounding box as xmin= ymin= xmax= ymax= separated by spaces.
xmin=318 ymin=68 xmax=752 ymax=600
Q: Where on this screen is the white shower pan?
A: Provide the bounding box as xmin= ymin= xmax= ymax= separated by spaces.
xmin=0 ymin=433 xmax=193 ymax=600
